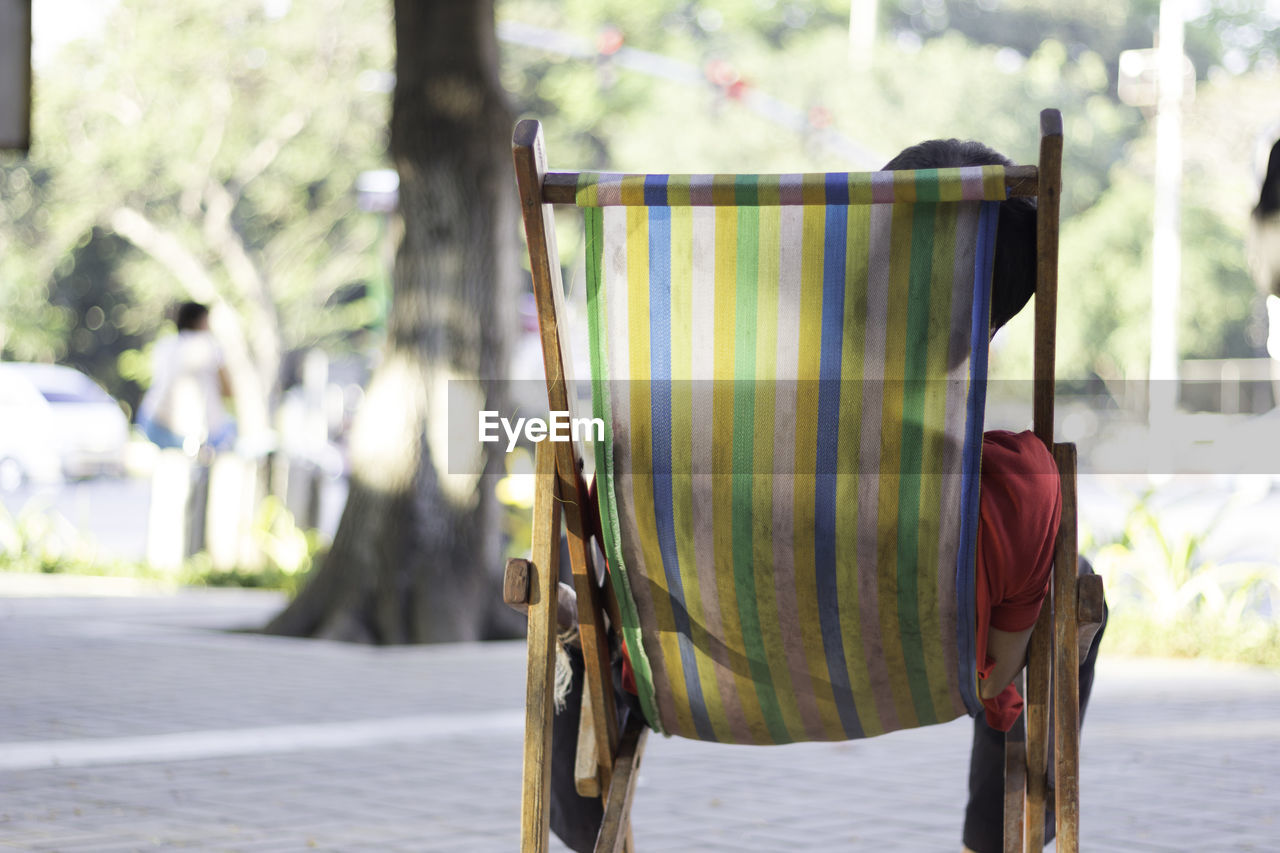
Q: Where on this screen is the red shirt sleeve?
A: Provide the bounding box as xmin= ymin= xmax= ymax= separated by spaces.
xmin=974 ymin=430 xmax=1062 ymax=730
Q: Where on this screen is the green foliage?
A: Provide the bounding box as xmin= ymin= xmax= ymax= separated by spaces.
xmin=0 ymin=0 xmax=392 ymax=412
xmin=1093 ymin=489 xmax=1280 ymax=667
xmin=503 ymin=1 xmax=1277 ymax=387
xmin=0 ymin=501 xmax=123 ymax=576
xmin=3 ymin=0 xmax=1276 ymax=407
xmin=495 ymin=446 xmax=536 ymax=560
xmin=0 ymin=493 xmax=324 ymax=594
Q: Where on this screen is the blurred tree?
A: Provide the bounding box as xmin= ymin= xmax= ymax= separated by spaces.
xmin=267 ymin=0 xmax=518 ymax=642
xmin=993 ymin=62 xmax=1279 ymax=386
xmin=0 ymin=0 xmax=390 ymax=432
xmin=498 ymin=0 xmax=1274 ymax=386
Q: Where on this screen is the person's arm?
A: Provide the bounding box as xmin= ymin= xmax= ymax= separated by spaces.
xmin=976 ymin=431 xmax=1061 ymax=701
xmin=979 ymin=625 xmax=1036 ymax=699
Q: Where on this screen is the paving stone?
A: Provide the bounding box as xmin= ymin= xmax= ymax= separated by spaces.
xmin=1 ymin=590 xmax=1278 ymax=851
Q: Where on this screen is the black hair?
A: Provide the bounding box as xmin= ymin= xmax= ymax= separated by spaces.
xmin=175 ymin=301 xmax=210 ymax=332
xmin=882 ymin=139 xmax=1037 ymax=332
xmin=1255 ymin=138 xmax=1280 ymax=220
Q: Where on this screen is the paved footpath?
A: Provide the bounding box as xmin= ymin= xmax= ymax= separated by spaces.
xmin=1 ymin=579 xmax=1277 ymax=852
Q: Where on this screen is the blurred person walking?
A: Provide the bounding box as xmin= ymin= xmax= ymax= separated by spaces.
xmin=137 ymin=302 xmax=236 ymax=454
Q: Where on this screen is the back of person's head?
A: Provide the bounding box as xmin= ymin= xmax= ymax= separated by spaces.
xmin=1255 ymin=137 xmax=1280 ymax=220
xmin=175 ymin=301 xmax=210 ymax=332
xmin=882 ymin=139 xmax=1037 ymax=333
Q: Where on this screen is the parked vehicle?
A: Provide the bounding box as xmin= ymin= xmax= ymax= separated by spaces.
xmin=0 ymin=363 xmax=130 ymax=489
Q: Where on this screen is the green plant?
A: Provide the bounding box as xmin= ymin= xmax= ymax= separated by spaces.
xmin=1093 ymin=488 xmax=1280 ymax=667
xmin=0 ymin=494 xmax=325 ymax=594
xmin=183 ymin=496 xmax=325 ymax=594
xmin=0 ymin=501 xmax=150 ymax=578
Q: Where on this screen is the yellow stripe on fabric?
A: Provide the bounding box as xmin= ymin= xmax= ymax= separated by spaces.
xmin=876 ymin=202 xmax=919 ymax=730
xmin=834 ymin=203 xmax=881 ymax=737
xmin=711 ymin=205 xmax=767 ymax=744
xmin=757 ymin=179 xmax=782 ymax=206
xmin=668 ymin=205 xmax=728 ymax=741
xmin=712 ymin=175 xmax=737 ymax=206
xmin=667 ymin=177 xmax=692 ymax=208
xmin=794 ymin=203 xmax=843 ymax=741
xmin=620 ymin=176 xmax=647 ymax=207
xmin=848 ymin=176 xmax=875 ymax=205
xmin=576 ymin=174 xmax=598 ymax=207
xmin=937 ymin=176 xmax=964 ymax=203
xmin=893 ymin=173 xmax=918 ymax=203
xmin=801 ymin=175 xmax=826 ymax=205
xmin=625 ymin=206 xmax=696 ymax=739
xmin=919 ymin=206 xmax=960 ymax=720
xmin=982 ymin=165 xmax=1006 ymax=200
xmin=749 ymin=205 xmax=804 ymax=742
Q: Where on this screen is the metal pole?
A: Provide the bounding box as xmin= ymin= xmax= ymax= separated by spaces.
xmin=1148 ymin=0 xmax=1184 ymax=476
xmin=849 ymin=0 xmax=877 ymax=71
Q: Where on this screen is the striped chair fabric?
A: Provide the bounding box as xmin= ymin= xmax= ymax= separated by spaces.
xmin=581 ymin=167 xmax=1003 ymax=745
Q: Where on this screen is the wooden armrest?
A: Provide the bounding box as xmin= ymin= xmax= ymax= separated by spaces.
xmin=503 ymin=558 xmax=580 ymax=635
xmin=503 ymin=558 xmax=531 ymax=608
xmin=1076 ymin=572 xmax=1105 ymax=661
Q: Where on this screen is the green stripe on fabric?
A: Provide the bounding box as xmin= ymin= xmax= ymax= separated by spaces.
xmin=914 ymin=169 xmax=941 ymax=203
xmin=731 ymin=205 xmax=789 ymax=745
xmin=835 ymin=204 xmax=880 ymax=737
xmin=712 ymin=205 xmax=766 ymax=742
xmin=582 ymin=207 xmax=665 ymax=733
xmin=750 ymin=206 xmax=804 ymax=741
xmin=878 ymin=202 xmax=917 ymax=730
xmin=920 ymin=205 xmax=960 ymax=721
xmin=896 ymin=202 xmax=938 ymax=726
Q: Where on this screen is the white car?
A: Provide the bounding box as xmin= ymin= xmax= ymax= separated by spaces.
xmin=0 ymin=363 xmax=130 ymax=489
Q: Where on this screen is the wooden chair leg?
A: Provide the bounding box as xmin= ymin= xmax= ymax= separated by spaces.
xmin=1024 ymin=598 xmax=1053 ymax=851
xmin=514 ymin=119 xmax=620 ymax=796
xmin=595 ymin=714 xmax=648 ymax=853
xmin=1052 ymin=443 xmax=1081 ymax=852
xmin=1003 ymin=681 xmax=1027 ymax=853
xmin=575 ymin=685 xmax=602 ymax=798
xmin=519 ymin=444 xmax=562 ymax=853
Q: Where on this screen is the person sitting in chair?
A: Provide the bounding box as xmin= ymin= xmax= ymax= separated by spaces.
xmin=536 ymin=139 xmax=1108 ymax=853
xmin=883 ymin=138 xmax=1107 ymax=853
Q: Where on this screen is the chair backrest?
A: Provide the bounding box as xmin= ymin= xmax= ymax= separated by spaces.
xmin=578 ymin=169 xmax=1008 ymax=744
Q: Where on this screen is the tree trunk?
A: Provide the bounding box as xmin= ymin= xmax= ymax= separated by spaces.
xmin=267 ymin=0 xmax=518 ymax=643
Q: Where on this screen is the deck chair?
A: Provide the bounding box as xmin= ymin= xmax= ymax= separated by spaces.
xmin=506 ymin=109 xmax=1105 ymax=853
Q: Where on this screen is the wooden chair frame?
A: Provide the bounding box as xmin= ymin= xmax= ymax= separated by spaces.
xmin=507 ymin=109 xmax=1103 ymax=853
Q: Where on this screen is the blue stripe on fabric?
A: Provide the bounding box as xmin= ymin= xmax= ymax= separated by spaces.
xmin=647 ymin=206 xmax=715 ymax=741
xmin=955 ymin=200 xmax=999 ymax=718
xmin=644 ymin=174 xmax=669 ymax=207
xmin=824 ymin=173 xmax=849 ymax=205
xmin=814 ymin=204 xmax=863 ymax=739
